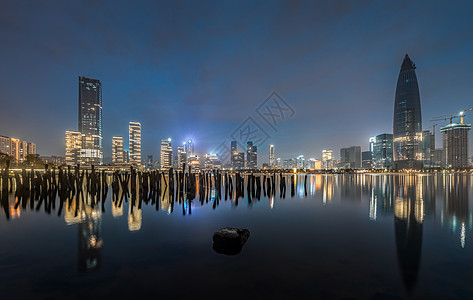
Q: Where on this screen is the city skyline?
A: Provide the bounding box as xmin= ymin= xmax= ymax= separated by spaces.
xmin=1 ymin=1 xmax=473 ymax=163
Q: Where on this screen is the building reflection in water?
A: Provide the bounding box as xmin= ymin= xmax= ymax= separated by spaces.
xmin=64 ymin=196 xmax=103 ymax=274
xmin=442 ymin=174 xmax=470 ymax=248
xmin=128 ymin=199 xmax=142 ymax=232
xmin=340 ymin=174 xmax=362 ymax=202
xmin=322 ymin=175 xmax=334 ymax=205
xmin=394 ymin=174 xmax=423 ymax=294
xmin=112 ymin=199 xmax=123 ymax=218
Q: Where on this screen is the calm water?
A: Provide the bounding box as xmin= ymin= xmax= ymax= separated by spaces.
xmin=1 ymin=173 xmax=473 ymax=299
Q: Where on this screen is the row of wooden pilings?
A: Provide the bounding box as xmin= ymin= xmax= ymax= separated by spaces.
xmin=1 ymin=160 xmax=309 ymax=219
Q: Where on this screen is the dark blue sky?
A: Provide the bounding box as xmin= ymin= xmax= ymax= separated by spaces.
xmin=1 ymin=0 xmax=472 ymax=163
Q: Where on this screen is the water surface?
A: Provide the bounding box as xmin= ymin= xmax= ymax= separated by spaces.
xmin=1 ymin=173 xmax=472 ymax=299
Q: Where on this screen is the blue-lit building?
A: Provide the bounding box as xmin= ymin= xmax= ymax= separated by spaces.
xmin=374 ymin=133 xmax=393 ymax=169
xmin=393 ymin=55 xmax=423 ymax=169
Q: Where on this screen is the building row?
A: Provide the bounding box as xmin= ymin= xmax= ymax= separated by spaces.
xmin=0 ymin=135 xmax=36 ymax=162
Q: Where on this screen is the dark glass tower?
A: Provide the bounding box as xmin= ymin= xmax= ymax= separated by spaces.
xmin=393 ymin=54 xmax=422 ymax=169
xmin=79 ymin=76 xmax=103 ymax=165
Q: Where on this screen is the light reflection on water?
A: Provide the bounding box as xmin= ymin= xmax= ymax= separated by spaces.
xmin=0 ymin=173 xmax=472 ymax=299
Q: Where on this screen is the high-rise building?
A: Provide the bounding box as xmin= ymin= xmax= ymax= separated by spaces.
xmin=434 ymin=149 xmax=445 ymax=168
xmin=185 ymin=139 xmax=194 ymax=159
xmin=340 ymin=146 xmax=361 ymax=169
xmin=27 ymin=142 xmax=36 ymax=156
xmin=283 ymin=158 xmax=296 ymax=169
xmin=374 ymin=134 xmax=393 ymax=169
xmin=0 ymin=136 xmax=36 ymax=162
xmin=112 ymin=136 xmax=124 ymax=164
xmin=441 ymin=122 xmax=471 ymax=168
xmin=362 ymin=151 xmax=372 ymax=169
xmin=78 ymin=76 xmax=103 ymax=165
xmin=177 ymin=146 xmax=187 ymax=169
xmin=231 ymin=141 xmax=238 ymax=167
xmin=322 ymin=149 xmax=334 ymax=169
xmin=393 ymin=55 xmax=423 ymax=169
xmin=123 ymin=150 xmax=130 ymax=164
xmin=246 ymin=141 xmax=257 ymax=169
xmin=147 ymin=155 xmax=153 ymax=169
xmin=129 ymin=122 xmax=141 ymax=166
xmin=160 ymin=138 xmax=172 ymax=169
xmin=296 ymin=155 xmax=305 ymax=169
xmin=232 ymin=152 xmax=245 ymax=169
xmin=0 ymin=136 xmax=11 ymax=156
xmin=422 ymin=130 xmax=435 ymax=168
xmin=269 ymin=144 xmax=275 ymax=167
xmin=65 ymin=130 xmax=82 ymax=165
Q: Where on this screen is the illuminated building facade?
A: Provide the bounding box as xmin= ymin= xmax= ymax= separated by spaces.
xmin=296 ymin=155 xmax=305 ymax=169
xmin=269 ymin=144 xmax=275 ymax=167
xmin=65 ymin=130 xmax=82 ymax=165
xmin=441 ymin=122 xmax=471 ymax=168
xmin=185 ymin=139 xmax=194 ymax=159
xmin=322 ymin=149 xmax=334 ymax=169
xmin=177 ymin=146 xmax=187 ymax=169
xmin=112 ymin=136 xmax=124 ymax=164
xmin=231 ymin=140 xmax=238 ymax=167
xmin=374 ymin=134 xmax=393 ymax=169
xmin=422 ymin=130 xmax=435 ymax=168
xmin=129 ymin=122 xmax=141 ymax=166
xmin=393 ymin=54 xmax=423 ymax=169
xmin=362 ymin=151 xmax=372 ymax=169
xmin=232 ymin=152 xmax=245 ymax=169
xmin=0 ymin=135 xmax=36 ymax=162
xmin=78 ymin=76 xmax=103 ymax=165
xmin=160 ymin=138 xmax=172 ymax=169
xmin=246 ymin=141 xmax=257 ymax=169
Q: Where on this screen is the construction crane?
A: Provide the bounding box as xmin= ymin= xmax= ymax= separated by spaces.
xmin=431 ymin=108 xmax=473 ymax=124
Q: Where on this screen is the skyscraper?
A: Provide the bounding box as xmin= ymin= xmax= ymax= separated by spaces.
xmin=78 ymin=76 xmax=103 ymax=165
xmin=185 ymin=139 xmax=194 ymax=159
xmin=340 ymin=146 xmax=361 ymax=169
xmin=129 ymin=122 xmax=141 ymax=166
xmin=232 ymin=152 xmax=245 ymax=169
xmin=374 ymin=133 xmax=394 ymax=169
xmin=393 ymin=54 xmax=423 ymax=169
xmin=160 ymin=138 xmax=172 ymax=169
xmin=246 ymin=141 xmax=257 ymax=169
xmin=422 ymin=130 xmax=435 ymax=168
xmin=66 ymin=130 xmax=82 ymax=165
xmin=322 ymin=149 xmax=334 ymax=169
xmin=112 ymin=136 xmax=124 ymax=164
xmin=269 ymin=144 xmax=275 ymax=167
xmin=177 ymin=146 xmax=187 ymax=169
xmin=231 ymin=141 xmax=238 ymax=167
xmin=441 ymin=122 xmax=471 ymax=168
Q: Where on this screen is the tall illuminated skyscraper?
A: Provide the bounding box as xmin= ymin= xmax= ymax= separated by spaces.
xmin=160 ymin=138 xmax=172 ymax=169
xmin=322 ymin=149 xmax=334 ymax=170
xmin=374 ymin=133 xmax=393 ymax=169
xmin=246 ymin=141 xmax=257 ymax=169
xmin=65 ymin=130 xmax=82 ymax=165
xmin=269 ymin=144 xmax=275 ymax=167
xmin=78 ymin=76 xmax=103 ymax=165
xmin=393 ymin=54 xmax=423 ymax=169
xmin=112 ymin=136 xmax=124 ymax=164
xmin=177 ymin=146 xmax=186 ymax=169
xmin=129 ymin=122 xmax=141 ymax=166
xmin=185 ymin=139 xmax=194 ymax=159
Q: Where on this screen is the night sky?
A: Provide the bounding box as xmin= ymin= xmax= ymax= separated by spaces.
xmin=1 ymin=0 xmax=472 ymax=163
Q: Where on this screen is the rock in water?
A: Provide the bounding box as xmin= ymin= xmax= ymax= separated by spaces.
xmin=213 ymin=227 xmax=250 ymax=255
